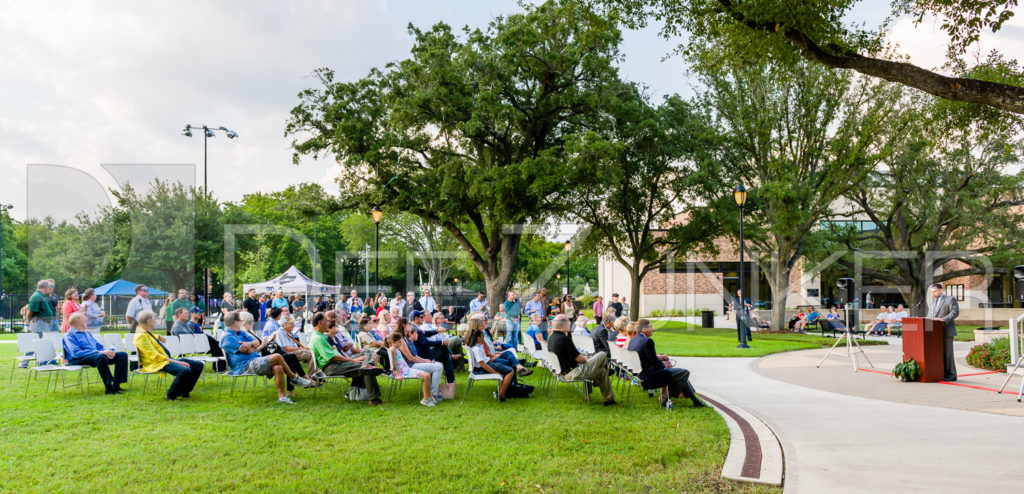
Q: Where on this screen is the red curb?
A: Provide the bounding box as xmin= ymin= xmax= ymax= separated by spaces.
xmin=957 ymin=371 xmax=1000 ymax=377
xmin=702 ymin=396 xmax=762 ymax=479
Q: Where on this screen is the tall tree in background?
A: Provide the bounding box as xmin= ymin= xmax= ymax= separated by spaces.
xmin=699 ymin=59 xmax=903 ymax=330
xmin=567 ymin=88 xmax=721 ymax=320
xmin=609 ymin=0 xmax=1024 ymax=114
xmin=286 ymin=0 xmax=625 ymax=314
xmin=828 ymin=94 xmax=1024 ymax=314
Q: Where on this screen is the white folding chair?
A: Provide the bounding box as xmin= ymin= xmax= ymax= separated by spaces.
xmin=103 ymin=334 xmax=125 ymax=353
xmin=42 ymin=332 xmax=63 ymax=357
xmin=572 ymin=334 xmax=596 ymax=355
xmin=380 ymin=347 xmax=422 ymax=401
xmin=124 ymin=335 xmax=140 ymax=364
xmin=10 ymin=333 xmax=41 ymax=383
xmin=23 ymin=339 xmax=84 ymax=397
xmin=163 ymin=336 xmax=181 ymax=357
xmin=543 ymin=350 xmax=591 ymax=402
xmin=191 ymin=334 xmax=225 ymax=375
xmin=309 ymin=343 xmax=351 ymax=396
xmin=462 ymin=349 xmax=503 ymax=403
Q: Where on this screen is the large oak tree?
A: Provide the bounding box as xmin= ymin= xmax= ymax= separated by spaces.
xmin=286 ymin=1 xmax=627 ymax=314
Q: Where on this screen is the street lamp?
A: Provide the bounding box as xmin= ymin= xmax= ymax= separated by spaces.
xmin=734 ymin=184 xmax=750 ymax=349
xmin=564 ymin=240 xmax=572 ymax=296
xmin=371 ymin=206 xmax=383 ymax=292
xmin=182 ymin=123 xmax=238 ymax=319
xmin=0 ymin=204 xmax=12 ymax=318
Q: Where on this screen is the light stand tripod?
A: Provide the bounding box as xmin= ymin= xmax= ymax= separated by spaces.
xmin=997 ymin=352 xmax=1024 ymax=402
xmin=817 ymin=306 xmax=874 ymax=371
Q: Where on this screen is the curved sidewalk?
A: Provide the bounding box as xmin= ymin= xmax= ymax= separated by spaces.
xmin=679 ymin=348 xmax=1024 ymax=494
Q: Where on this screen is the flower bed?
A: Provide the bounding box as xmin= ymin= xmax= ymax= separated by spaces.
xmin=965 ymin=337 xmax=1011 ymax=371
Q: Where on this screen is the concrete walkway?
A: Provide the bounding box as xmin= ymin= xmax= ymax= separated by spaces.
xmin=680 ymin=345 xmax=1024 ymax=493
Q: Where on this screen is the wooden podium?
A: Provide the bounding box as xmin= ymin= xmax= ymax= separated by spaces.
xmin=902 ymin=317 xmax=945 ymax=382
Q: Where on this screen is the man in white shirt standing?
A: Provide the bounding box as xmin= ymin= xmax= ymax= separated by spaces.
xmin=125 ymin=284 xmax=153 ymax=333
xmin=469 ymin=292 xmax=487 ymax=315
xmin=420 ymin=288 xmax=437 ymax=315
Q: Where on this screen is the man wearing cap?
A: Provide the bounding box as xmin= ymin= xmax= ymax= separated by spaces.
xmin=125 ymin=284 xmax=153 ymax=334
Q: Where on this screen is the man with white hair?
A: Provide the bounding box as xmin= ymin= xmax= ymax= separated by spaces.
xmin=547 ymin=314 xmax=616 ymax=406
xmin=419 ymin=288 xmax=437 ymax=315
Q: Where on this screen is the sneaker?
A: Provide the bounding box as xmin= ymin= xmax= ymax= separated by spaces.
xmin=290 ymin=376 xmax=315 ymax=388
xmin=493 ymin=391 xmax=505 ymax=402
xmin=278 ymin=396 xmax=296 ymax=405
xmin=420 ymin=398 xmax=436 ymax=407
xmin=310 ymin=371 xmax=327 ymax=380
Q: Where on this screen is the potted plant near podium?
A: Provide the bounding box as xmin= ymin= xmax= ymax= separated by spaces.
xmin=892 ymin=358 xmax=921 ymax=382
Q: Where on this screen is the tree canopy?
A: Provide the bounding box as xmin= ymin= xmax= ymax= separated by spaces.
xmin=286 ymin=0 xmax=628 ymax=312
xmin=608 ymin=0 xmax=1024 ymax=114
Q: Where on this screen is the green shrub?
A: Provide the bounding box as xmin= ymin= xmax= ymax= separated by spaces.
xmin=892 ymin=358 xmax=921 ymax=382
xmin=966 ymin=337 xmax=1011 ymax=371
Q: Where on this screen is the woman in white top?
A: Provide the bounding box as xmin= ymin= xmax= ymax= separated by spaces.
xmin=81 ymin=288 xmax=105 ymax=330
xmin=571 ymin=315 xmax=591 ymax=336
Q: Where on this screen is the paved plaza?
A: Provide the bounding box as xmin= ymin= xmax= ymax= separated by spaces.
xmin=687 ymin=341 xmax=1024 ymax=493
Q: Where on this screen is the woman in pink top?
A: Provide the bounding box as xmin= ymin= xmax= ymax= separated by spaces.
xmin=60 ymin=288 xmax=82 ymax=332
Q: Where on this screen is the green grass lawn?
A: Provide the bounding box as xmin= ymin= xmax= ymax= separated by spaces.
xmin=647 ymin=321 xmax=887 ymax=358
xmin=0 ymin=344 xmax=776 ymax=493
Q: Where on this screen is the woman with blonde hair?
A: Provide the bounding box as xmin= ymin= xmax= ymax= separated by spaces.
xmin=133 ymin=310 xmax=204 ymax=400
xmin=613 ymin=316 xmax=631 ymax=348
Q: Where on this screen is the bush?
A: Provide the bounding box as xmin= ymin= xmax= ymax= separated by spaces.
xmin=966 ymin=337 xmax=1011 ymax=371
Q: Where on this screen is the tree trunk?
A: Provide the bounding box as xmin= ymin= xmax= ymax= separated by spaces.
xmin=471 ymin=233 xmax=522 ymax=317
xmin=768 ymin=263 xmax=792 ymax=332
xmin=629 ymin=267 xmax=642 ymax=321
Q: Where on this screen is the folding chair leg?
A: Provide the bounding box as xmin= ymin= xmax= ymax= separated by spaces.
xmin=24 ymin=371 xmax=33 ymax=397
xmin=462 ymin=379 xmax=473 ymax=403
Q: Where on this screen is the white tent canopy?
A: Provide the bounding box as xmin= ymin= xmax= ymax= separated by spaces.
xmin=242 ymin=266 xmax=339 ymax=295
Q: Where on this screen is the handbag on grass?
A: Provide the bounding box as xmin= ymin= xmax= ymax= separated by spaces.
xmin=347 ymin=386 xmax=370 ymax=401
xmin=440 ymin=381 xmax=457 ymax=400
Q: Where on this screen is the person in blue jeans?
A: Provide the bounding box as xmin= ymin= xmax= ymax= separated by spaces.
xmin=465 ymin=327 xmax=516 ymax=402
xmin=502 ymin=291 xmax=523 ymax=350
xmin=63 ymin=313 xmax=128 ymax=394
xmin=472 ymin=315 xmax=533 ymax=376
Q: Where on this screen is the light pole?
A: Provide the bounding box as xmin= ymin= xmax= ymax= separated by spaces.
xmin=0 ymin=204 xmax=12 ymax=321
xmin=564 ymin=240 xmax=572 ymax=296
xmin=734 ymin=184 xmax=750 ymax=349
xmin=371 ymin=206 xmax=383 ymax=292
xmin=363 ymin=243 xmax=370 ymax=296
xmin=182 ymin=123 xmax=238 ymax=317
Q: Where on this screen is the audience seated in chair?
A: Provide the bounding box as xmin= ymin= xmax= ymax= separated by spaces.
xmin=864 ymin=307 xmax=890 ymax=336
xmin=525 ymin=314 xmax=547 ymax=351
xmin=385 ymin=332 xmax=436 ymax=406
xmin=571 ymin=316 xmax=592 ymax=337
xmin=394 ymin=317 xmax=445 ymax=401
xmin=590 ymin=313 xmax=615 ymax=357
xmin=475 ymin=314 xmax=533 ymax=376
xmin=63 ymin=312 xmax=128 ymax=395
xmin=749 ymin=310 xmax=771 ymax=330
xmin=409 ymin=310 xmax=464 ymax=386
xmin=627 ymin=319 xmax=706 ymax=408
xmin=547 ymin=314 xmax=616 ymax=406
xmin=308 ymin=312 xmax=384 ymax=406
xmin=613 ymin=316 xmax=631 ymax=348
xmin=465 ymin=326 xmax=515 ymax=402
xmin=272 ymin=314 xmax=319 ymax=375
xmin=824 ymin=307 xmax=846 ymax=331
xmin=220 ymin=310 xmax=313 ymax=405
xmin=887 ymin=305 xmax=908 ymax=335
xmin=133 ymin=310 xmax=203 ymax=401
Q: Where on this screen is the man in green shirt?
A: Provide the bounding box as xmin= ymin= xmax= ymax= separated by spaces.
xmin=21 ymin=279 xmax=57 ymax=367
xmin=170 ymin=289 xmax=194 ymax=316
xmin=27 ymin=279 xmax=56 ymax=334
xmin=308 ymin=312 xmax=384 ymax=405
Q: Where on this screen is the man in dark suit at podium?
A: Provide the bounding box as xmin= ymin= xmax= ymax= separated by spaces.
xmin=926 ymin=283 xmax=959 ymax=381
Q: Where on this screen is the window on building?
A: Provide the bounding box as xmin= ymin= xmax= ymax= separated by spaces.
xmin=945 ymin=284 xmax=965 ymax=301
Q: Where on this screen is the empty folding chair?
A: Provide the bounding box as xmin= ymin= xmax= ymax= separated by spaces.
xmin=24 ymin=339 xmax=85 ymax=397
xmin=10 ymin=333 xmax=41 ymax=383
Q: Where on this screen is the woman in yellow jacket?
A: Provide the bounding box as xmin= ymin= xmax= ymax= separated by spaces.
xmin=133 ymin=309 xmax=204 ymax=400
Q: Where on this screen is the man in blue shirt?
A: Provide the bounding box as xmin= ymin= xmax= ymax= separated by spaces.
xmin=220 ymin=311 xmax=313 ymax=404
xmin=469 ymin=292 xmax=487 ymax=314
xmin=524 ymin=293 xmax=544 ymax=322
xmin=63 ymin=313 xmax=128 ymax=394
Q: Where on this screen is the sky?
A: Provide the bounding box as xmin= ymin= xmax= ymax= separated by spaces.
xmin=2 ymin=0 xmax=1023 ymax=225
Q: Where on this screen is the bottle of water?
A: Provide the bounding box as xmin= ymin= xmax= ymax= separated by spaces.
xmin=665 ymin=399 xmax=673 ymax=410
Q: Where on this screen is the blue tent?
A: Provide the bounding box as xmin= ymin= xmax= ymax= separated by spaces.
xmin=92 ymin=280 xmax=169 ymax=297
